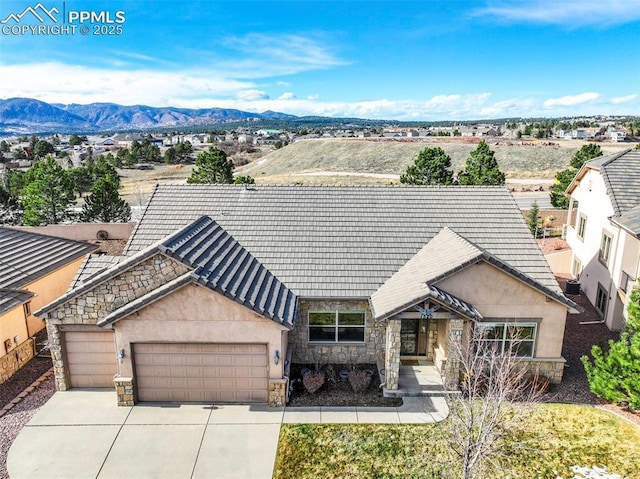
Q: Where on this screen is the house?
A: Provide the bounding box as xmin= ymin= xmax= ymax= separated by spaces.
xmin=565 ymin=149 xmax=640 ymax=330
xmin=0 ymin=228 xmax=96 ymax=384
xmin=610 ymin=130 xmax=626 ymax=142
xmin=36 ymin=185 xmax=578 ymax=407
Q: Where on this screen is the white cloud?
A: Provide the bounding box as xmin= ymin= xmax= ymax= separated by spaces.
xmin=219 ymin=33 xmax=349 ymax=79
xmin=543 ymin=92 xmax=600 ymax=108
xmin=1 ymin=62 xmax=636 ymax=120
xmin=236 ymin=89 xmax=270 ymax=101
xmin=475 ymin=0 xmax=640 ymax=26
xmin=278 ymin=92 xmax=296 ymax=100
xmin=0 ymin=62 xmax=251 ymax=106
xmin=611 ymin=94 xmax=638 ymax=104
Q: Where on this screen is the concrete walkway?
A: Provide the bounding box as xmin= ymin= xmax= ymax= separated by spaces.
xmin=8 ymin=390 xmax=448 ymax=479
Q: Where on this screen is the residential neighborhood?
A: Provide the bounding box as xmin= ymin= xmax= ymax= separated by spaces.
xmin=1 ymin=0 xmax=640 ymax=475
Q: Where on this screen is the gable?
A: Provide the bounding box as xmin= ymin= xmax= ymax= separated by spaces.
xmin=436 ymin=262 xmax=568 ymax=318
xmin=40 ymin=253 xmax=191 ymax=325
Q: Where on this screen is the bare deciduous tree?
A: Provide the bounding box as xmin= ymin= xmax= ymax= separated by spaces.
xmin=444 ymin=324 xmax=545 ymax=479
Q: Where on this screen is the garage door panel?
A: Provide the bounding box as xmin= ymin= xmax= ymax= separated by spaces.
xmin=65 ymin=331 xmax=116 ymax=388
xmin=134 ymin=343 xmax=268 ymax=403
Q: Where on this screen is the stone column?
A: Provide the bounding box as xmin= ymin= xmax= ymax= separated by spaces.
xmin=443 ymin=318 xmax=464 ymax=390
xmin=385 ymin=319 xmax=401 ymax=390
xmin=46 ymin=322 xmax=69 ymax=391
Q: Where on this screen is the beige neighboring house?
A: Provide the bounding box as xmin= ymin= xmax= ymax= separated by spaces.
xmin=36 ymin=185 xmax=579 ymax=407
xmin=565 ymin=149 xmax=640 ymax=330
xmin=0 ymin=228 xmax=96 ymax=384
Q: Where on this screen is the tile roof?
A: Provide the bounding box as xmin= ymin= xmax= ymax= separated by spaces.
xmin=371 ymin=227 xmax=578 ymax=320
xmin=597 ymin=149 xmax=640 ymax=217
xmin=39 ymin=217 xmax=297 ymax=328
xmin=158 ymin=216 xmax=297 ymax=327
xmin=125 ymin=185 xmax=563 ymax=299
xmin=0 ymin=288 xmax=35 ymax=317
xmin=0 ymin=227 xmax=96 ymax=315
xmin=0 ymin=227 xmax=97 ymax=291
xmin=68 ymin=255 xmax=123 ymax=290
xmin=569 ymin=149 xmax=640 ymax=234
xmin=613 ymin=204 xmax=640 ymax=237
xmin=370 ymin=228 xmax=484 ymax=320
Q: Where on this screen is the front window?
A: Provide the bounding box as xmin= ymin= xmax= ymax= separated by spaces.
xmin=308 ymin=310 xmax=365 ymax=343
xmin=599 ymin=230 xmax=613 ymax=266
xmin=577 ymin=214 xmax=587 ymax=241
xmin=475 ymin=322 xmax=537 ymax=358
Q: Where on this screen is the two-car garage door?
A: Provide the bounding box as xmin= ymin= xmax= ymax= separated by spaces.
xmin=134 ymin=343 xmax=268 ymax=403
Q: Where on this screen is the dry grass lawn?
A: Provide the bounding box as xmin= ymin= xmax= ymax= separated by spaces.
xmin=273 ymin=404 xmax=640 ymax=479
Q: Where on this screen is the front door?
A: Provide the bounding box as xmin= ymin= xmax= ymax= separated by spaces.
xmin=400 ymin=319 xmax=428 ymax=356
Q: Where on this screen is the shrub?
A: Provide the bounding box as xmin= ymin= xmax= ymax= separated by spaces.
xmin=348 ymin=369 xmax=372 ymax=393
xmin=581 ymin=333 xmax=640 ymax=411
xmin=302 ymin=370 xmax=325 ymax=394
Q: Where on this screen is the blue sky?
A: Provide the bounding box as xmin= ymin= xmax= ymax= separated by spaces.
xmin=1 ymin=0 xmax=639 ymax=120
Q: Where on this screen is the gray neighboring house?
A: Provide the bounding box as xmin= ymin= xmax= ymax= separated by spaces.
xmin=37 ymin=185 xmax=579 ymax=407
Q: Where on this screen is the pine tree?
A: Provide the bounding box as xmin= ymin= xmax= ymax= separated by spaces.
xmin=81 ymin=175 xmax=131 ymax=223
xmin=21 ymin=157 xmax=76 ymax=225
xmin=187 ymin=146 xmax=234 ymax=184
xmin=526 ymin=201 xmax=540 ymax=238
xmin=581 ymin=286 xmax=640 ymax=410
xmin=400 ymin=147 xmax=454 ymax=185
xmin=570 ymin=143 xmax=602 ymax=169
xmin=457 ymin=140 xmax=505 ymax=186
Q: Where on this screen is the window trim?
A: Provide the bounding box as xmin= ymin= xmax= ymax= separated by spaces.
xmin=308 ymin=310 xmax=366 ymax=344
xmin=475 ymin=321 xmax=538 ymax=358
xmin=599 ymin=230 xmax=613 ymax=266
xmin=577 ymin=213 xmax=587 ymax=241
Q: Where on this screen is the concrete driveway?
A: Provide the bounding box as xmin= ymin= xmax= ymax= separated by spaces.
xmin=8 ymin=390 xmax=447 ymax=479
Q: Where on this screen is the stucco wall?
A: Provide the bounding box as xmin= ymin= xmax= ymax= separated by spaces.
xmin=436 ymin=262 xmax=567 ymax=358
xmin=289 ymin=298 xmax=385 ymax=365
xmin=24 ymin=257 xmax=87 ymax=336
xmin=14 ymin=222 xmax=135 ymax=241
xmin=566 ymin=168 xmax=619 ymax=327
xmin=0 ymin=307 xmax=29 ymax=360
xmin=113 ymin=283 xmax=288 ymax=380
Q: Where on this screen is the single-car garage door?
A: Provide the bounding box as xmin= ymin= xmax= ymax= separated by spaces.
xmin=134 ymin=343 xmax=268 ymax=403
xmin=65 ymin=331 xmax=117 ymax=388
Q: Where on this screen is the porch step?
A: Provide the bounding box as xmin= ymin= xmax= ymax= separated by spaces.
xmin=383 ymin=387 xmax=460 ymax=398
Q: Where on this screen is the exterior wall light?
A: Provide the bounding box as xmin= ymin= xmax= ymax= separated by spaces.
xmin=118 ymin=348 xmax=126 ymax=363
xmin=273 ymin=349 xmax=280 ymax=365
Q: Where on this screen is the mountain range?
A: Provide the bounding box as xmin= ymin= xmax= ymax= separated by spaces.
xmin=0 ymin=98 xmax=296 ymax=134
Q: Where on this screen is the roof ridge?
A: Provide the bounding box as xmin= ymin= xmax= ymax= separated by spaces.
xmin=123 ymin=183 xmax=160 ymax=255
xmin=599 ymin=149 xmax=636 ymax=216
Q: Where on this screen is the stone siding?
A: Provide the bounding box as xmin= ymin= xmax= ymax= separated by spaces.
xmin=384 ymin=319 xmax=401 ymax=390
xmin=46 ymin=254 xmax=191 ymax=325
xmin=114 ymin=377 xmax=134 ymax=406
xmin=288 ymin=299 xmax=385 ymax=365
xmin=0 ymin=338 xmax=34 ymax=385
xmin=268 ymin=378 xmax=287 ymax=407
xmin=518 ymin=357 xmax=566 ymax=384
xmin=442 ymin=318 xmax=464 ymax=390
xmin=45 ymin=253 xmax=191 ymax=392
xmin=46 ymin=322 xmax=68 ymax=390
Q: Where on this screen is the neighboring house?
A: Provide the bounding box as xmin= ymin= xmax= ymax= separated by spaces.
xmin=0 ymin=228 xmax=96 ymax=384
xmin=610 ymin=130 xmax=627 ymax=142
xmin=565 ymin=149 xmax=640 ymax=330
xmin=36 ymin=185 xmax=578 ymax=407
